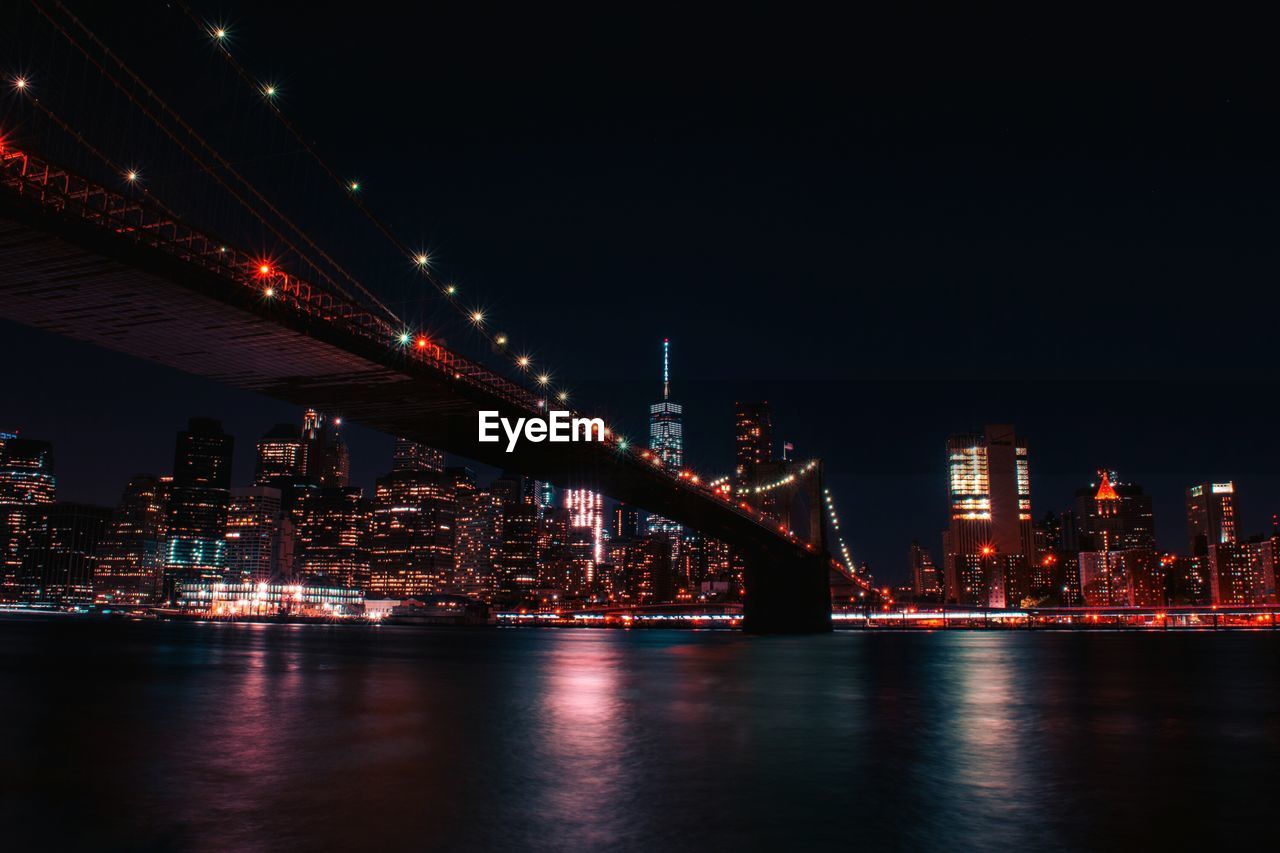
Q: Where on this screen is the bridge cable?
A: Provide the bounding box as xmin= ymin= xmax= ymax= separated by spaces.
xmin=13 ymin=86 xmax=185 ymax=222
xmin=32 ymin=0 xmax=402 ymax=325
xmin=174 ymin=1 xmax=567 ymax=391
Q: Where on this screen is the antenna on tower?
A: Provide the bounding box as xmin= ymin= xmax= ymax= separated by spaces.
xmin=663 ymin=338 xmax=670 ymax=401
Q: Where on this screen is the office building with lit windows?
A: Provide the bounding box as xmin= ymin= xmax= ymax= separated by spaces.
xmin=368 ymin=467 xmax=456 ymax=597
xmin=294 ymin=487 xmax=370 ymax=591
xmin=0 ymin=432 xmax=56 ymax=602
xmin=734 ymin=401 xmax=773 ymax=482
xmin=163 ymin=418 xmax=234 ymax=594
xmin=225 ymin=486 xmax=293 ymax=584
xmin=20 ymin=502 xmax=112 ymax=606
xmin=1186 ymin=482 xmax=1237 ymax=555
xmin=94 ymin=474 xmax=167 ymax=605
xmin=942 ymin=424 xmax=1034 ymax=607
xmin=254 ymin=423 xmax=305 ymax=485
xmin=565 ymin=488 xmax=604 ymax=591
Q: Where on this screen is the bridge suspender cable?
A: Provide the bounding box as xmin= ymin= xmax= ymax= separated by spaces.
xmin=13 ymin=87 xmax=185 ymax=223
xmin=31 ymin=0 xmax=403 ymax=326
xmin=173 ymin=1 xmax=564 ymax=392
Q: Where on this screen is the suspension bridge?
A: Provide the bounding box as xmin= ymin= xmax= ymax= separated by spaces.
xmin=0 ymin=1 xmax=870 ymax=632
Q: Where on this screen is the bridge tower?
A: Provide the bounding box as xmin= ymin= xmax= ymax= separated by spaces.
xmin=739 ymin=458 xmax=833 ymax=632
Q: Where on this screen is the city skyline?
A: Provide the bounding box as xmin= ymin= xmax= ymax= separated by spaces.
xmin=8 ymin=376 xmax=1280 ymax=594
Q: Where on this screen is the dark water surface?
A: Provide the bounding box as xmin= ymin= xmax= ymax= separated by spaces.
xmin=2 ymin=618 xmax=1278 ymax=851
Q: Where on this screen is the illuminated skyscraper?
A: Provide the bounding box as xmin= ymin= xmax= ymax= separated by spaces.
xmin=1186 ymin=482 xmax=1237 ymax=556
xmin=94 ymin=474 xmax=167 ymax=605
xmin=368 ymin=468 xmax=456 ymax=597
xmin=942 ymin=425 xmax=1034 ymax=607
xmin=301 ymin=409 xmax=350 ymax=488
xmin=164 ymin=418 xmax=233 ymax=593
xmin=254 ymin=424 xmax=305 ymax=485
xmin=565 ymin=488 xmax=604 ymax=591
xmin=225 ymin=486 xmax=293 ymax=584
xmin=451 ymin=468 xmax=501 ymax=597
xmin=0 ymin=432 xmax=55 ymax=602
xmin=909 ymin=541 xmax=942 ymax=597
xmin=648 ymin=339 xmax=683 ymax=535
xmin=19 ymin=502 xmax=112 ymax=606
xmin=393 ymin=437 xmax=444 ymax=473
xmin=295 ymin=487 xmax=370 ymax=590
xmin=734 ymin=401 xmax=773 ymax=482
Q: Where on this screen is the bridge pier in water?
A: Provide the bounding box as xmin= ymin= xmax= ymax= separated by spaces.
xmin=741 ymin=549 xmax=833 ymax=634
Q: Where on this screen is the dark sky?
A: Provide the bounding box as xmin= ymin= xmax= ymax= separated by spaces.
xmin=4 ymin=3 xmax=1280 ymax=582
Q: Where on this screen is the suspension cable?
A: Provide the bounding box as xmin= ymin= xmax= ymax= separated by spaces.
xmin=34 ymin=0 xmax=401 ymax=323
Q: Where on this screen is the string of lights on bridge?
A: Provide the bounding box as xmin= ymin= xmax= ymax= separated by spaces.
xmin=749 ymin=459 xmax=820 ymax=494
xmin=823 ymin=488 xmax=857 ymax=575
xmin=178 ymin=4 xmax=578 ymax=407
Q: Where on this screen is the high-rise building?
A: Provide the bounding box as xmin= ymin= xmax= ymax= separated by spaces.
xmin=451 ymin=468 xmax=501 ymax=597
xmin=492 ymin=473 xmax=539 ymax=594
xmin=648 ymin=339 xmax=684 ymax=536
xmin=613 ymin=504 xmax=640 ymax=540
xmin=942 ymin=424 xmax=1034 ymax=607
xmin=1209 ymin=535 xmax=1278 ymax=605
xmin=225 ymin=486 xmax=292 ymax=584
xmin=1071 ymin=472 xmax=1161 ymax=607
xmin=565 ymin=489 xmax=604 ymax=592
xmin=19 ymin=502 xmax=112 ymax=606
xmin=254 ymin=424 xmax=305 ymax=485
xmin=392 ymin=438 xmax=445 ymax=473
xmin=1186 ymin=482 xmax=1237 ymax=556
xmin=295 ymin=487 xmax=369 ymax=590
xmin=734 ymin=401 xmax=773 ymax=482
xmin=163 ymin=418 xmax=234 ymax=594
xmin=0 ymin=432 xmax=55 ymax=602
xmin=1073 ymin=472 xmax=1156 ymax=552
xmin=909 ymin=541 xmax=943 ymax=597
xmin=368 ymin=467 xmax=455 ymax=597
xmin=94 ymin=474 xmax=166 ymax=605
xmin=301 ymin=409 xmax=350 ymax=488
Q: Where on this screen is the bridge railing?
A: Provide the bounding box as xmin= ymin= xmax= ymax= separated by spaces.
xmin=0 ymin=144 xmax=856 ymax=564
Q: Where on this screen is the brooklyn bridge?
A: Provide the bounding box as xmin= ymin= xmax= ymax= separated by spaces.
xmin=0 ymin=2 xmax=870 ymax=631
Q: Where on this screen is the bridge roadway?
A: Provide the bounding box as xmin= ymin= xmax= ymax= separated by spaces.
xmin=0 ymin=144 xmax=837 ymax=632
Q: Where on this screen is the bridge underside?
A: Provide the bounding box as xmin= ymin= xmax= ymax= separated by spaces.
xmin=0 ymin=190 xmax=831 ymax=632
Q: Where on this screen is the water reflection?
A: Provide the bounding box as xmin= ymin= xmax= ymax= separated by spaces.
xmin=2 ymin=620 xmax=1279 ymax=851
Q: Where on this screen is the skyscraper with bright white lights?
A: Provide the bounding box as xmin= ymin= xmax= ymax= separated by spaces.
xmin=648 ymin=339 xmax=683 ymax=536
xmin=942 ymin=424 xmax=1034 ymax=607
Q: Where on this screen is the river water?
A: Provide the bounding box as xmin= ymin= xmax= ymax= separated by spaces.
xmin=1 ymin=617 xmax=1277 ymax=851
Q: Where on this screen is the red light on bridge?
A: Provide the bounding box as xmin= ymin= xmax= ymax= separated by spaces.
xmin=257 ymin=263 xmax=272 ymax=276
xmin=416 ymin=336 xmax=430 ymax=350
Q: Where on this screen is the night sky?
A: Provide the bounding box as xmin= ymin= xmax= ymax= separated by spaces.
xmin=4 ymin=3 xmax=1280 ymax=582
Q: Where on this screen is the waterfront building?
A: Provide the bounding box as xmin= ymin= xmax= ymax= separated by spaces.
xmin=175 ymin=580 xmax=363 ymax=617
xmin=1186 ymin=482 xmax=1238 ymax=556
xmin=163 ymin=418 xmax=233 ymax=595
xmin=909 ymin=541 xmax=943 ymax=598
xmin=1210 ymin=535 xmax=1279 ymax=605
xmin=294 ymin=487 xmax=370 ymax=590
xmin=0 ymin=432 xmax=56 ymax=602
xmin=565 ymin=489 xmax=604 ymax=591
xmin=942 ymin=425 xmax=1034 ymax=607
xmin=19 ymin=502 xmax=112 ymax=606
xmin=94 ymin=474 xmax=167 ymax=605
xmin=368 ymin=466 xmax=456 ymax=597
xmin=225 ymin=486 xmax=292 ymax=584
xmin=452 ymin=470 xmax=502 ymax=597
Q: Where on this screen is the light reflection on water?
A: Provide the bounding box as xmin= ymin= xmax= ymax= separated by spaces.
xmin=1 ymin=619 xmax=1278 ymax=851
